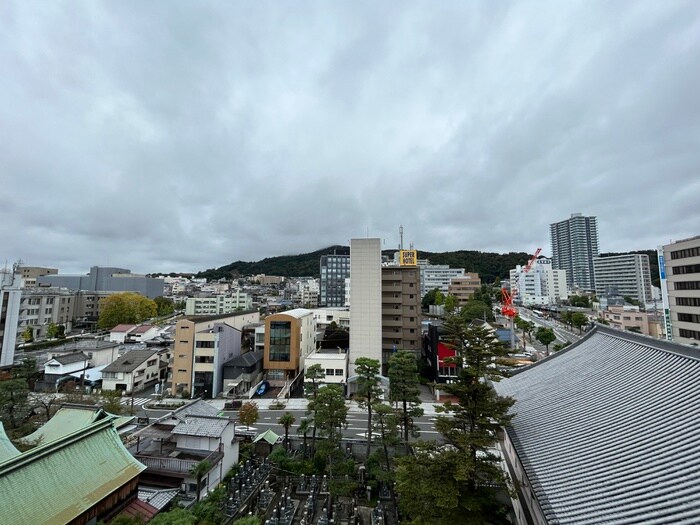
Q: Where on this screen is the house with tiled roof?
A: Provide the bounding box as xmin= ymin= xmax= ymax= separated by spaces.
xmin=43 ymin=351 xmax=90 ymax=385
xmin=128 ymin=400 xmax=239 ymax=502
xmin=494 ymin=326 xmax=700 ymax=524
xmin=109 ymin=324 xmax=137 ymax=343
xmin=102 ymin=349 xmax=167 ymax=394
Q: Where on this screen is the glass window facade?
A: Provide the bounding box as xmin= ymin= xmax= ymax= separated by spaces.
xmin=269 ymin=321 xmax=291 ymax=361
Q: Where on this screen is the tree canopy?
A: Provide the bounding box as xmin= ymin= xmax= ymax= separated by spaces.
xmin=97 ymin=292 xmax=157 ymax=330
xmin=396 ymin=317 xmax=514 ymax=524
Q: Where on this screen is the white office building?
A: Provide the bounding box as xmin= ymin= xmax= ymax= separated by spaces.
xmin=349 ymin=238 xmax=382 ymax=375
xmin=0 ymin=267 xmax=22 ymax=367
xmin=593 ymin=253 xmax=653 ymax=303
xmin=185 ymin=292 xmax=252 ymax=316
xmin=418 ymin=261 xmax=465 ymax=296
xmin=510 ymin=258 xmax=568 ymax=306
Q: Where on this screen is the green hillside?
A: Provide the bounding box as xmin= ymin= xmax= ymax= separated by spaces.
xmin=196 ymin=246 xmax=532 ymax=283
xmin=196 ymin=246 xmax=661 ymax=287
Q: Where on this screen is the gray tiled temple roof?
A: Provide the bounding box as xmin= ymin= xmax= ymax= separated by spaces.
xmin=494 ymin=326 xmax=700 ymax=524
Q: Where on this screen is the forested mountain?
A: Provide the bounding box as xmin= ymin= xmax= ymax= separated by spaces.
xmin=197 ymin=246 xmax=660 ymax=286
xmin=197 ymin=246 xmax=531 ymax=283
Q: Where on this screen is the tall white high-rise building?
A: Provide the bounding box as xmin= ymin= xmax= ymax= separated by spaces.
xmin=593 ymin=254 xmax=653 ymax=303
xmin=550 ymin=213 xmax=599 ymax=291
xmin=0 ymin=266 xmax=22 ymax=367
xmin=349 ymin=238 xmax=382 ymax=375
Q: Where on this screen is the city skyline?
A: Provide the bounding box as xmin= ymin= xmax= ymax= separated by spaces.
xmin=2 ymin=1 xmax=699 ymax=273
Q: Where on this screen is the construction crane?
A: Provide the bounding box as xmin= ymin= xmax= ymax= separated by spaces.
xmin=501 ymin=248 xmax=542 ymax=348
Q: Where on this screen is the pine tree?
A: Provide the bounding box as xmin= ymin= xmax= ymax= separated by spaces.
xmin=354 ymin=357 xmax=382 ymax=458
xmin=396 ymin=315 xmax=515 ymax=523
xmin=388 ymin=350 xmax=423 ymax=451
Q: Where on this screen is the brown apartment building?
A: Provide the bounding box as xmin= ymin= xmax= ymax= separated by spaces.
xmin=381 ymin=265 xmax=421 ymax=372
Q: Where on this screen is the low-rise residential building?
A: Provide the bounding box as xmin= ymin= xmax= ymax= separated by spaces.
xmin=448 ymin=273 xmax=482 ymax=305
xmin=43 ymin=352 xmax=90 ymax=386
xmin=263 ymin=308 xmax=316 ymax=384
xmin=310 ymin=307 xmax=351 ymax=331
xmin=222 ymin=349 xmax=264 ymax=397
xmin=170 ymin=311 xmax=260 ymax=397
xmin=600 ymin=306 xmax=650 ymax=334
xmin=110 ymin=324 xmax=137 ymax=344
xmin=129 ymin=401 xmax=238 ymax=502
xmin=304 ymin=348 xmax=349 ymax=386
xmin=102 ymin=349 xmax=166 ymax=394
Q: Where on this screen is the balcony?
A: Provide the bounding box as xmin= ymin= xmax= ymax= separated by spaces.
xmin=134 ymin=449 xmax=223 ymax=476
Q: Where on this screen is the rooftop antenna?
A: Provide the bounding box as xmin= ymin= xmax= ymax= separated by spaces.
xmin=399 ymin=225 xmax=404 ymax=251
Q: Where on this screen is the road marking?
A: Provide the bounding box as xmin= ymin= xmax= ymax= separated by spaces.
xmin=120 ymin=397 xmax=150 ymax=406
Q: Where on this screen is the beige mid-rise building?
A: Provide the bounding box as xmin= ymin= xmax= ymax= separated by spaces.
xmin=171 ymin=310 xmax=260 ymax=397
xmin=660 ymin=236 xmax=700 ymax=345
xmin=448 ymin=273 xmax=482 ymax=305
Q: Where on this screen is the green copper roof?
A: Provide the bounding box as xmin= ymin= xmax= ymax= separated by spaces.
xmin=19 ymin=406 xmax=134 ymax=447
xmin=0 ymin=418 xmax=145 ymax=525
xmin=253 ymin=429 xmax=280 ymax=445
xmin=0 ymin=423 xmax=20 ymax=463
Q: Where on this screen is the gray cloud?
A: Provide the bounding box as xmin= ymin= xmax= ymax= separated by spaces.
xmin=1 ymin=0 xmax=699 ymax=274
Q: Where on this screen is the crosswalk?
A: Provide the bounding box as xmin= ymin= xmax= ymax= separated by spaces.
xmin=119 ymin=397 xmax=151 ymax=407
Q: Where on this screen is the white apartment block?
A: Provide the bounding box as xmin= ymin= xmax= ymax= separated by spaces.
xmin=510 ymin=258 xmax=569 ymax=306
xmin=418 ymin=261 xmax=465 ymax=296
xmin=185 ymin=292 xmax=252 ymax=316
xmin=310 ymin=307 xmax=351 ymax=331
xmin=659 ymin=236 xmax=700 ymax=345
xmin=349 ymin=238 xmax=382 ymax=375
xmin=1 ymin=269 xmax=22 ymax=367
xmin=593 ymin=253 xmax=653 ymax=303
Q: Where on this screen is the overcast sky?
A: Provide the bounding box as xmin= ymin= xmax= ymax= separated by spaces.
xmin=2 ymin=1 xmax=699 ymax=274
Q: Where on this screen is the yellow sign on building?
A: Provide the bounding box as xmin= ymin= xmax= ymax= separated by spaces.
xmin=399 ymin=250 xmax=417 ymax=266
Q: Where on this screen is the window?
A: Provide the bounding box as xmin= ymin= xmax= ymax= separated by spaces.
xmin=335 ymin=369 xmax=344 ymax=376
xmin=195 ymin=356 xmax=215 ymax=364
xmin=679 ymin=328 xmax=700 ymax=340
xmin=195 ymin=341 xmax=215 ymax=348
xmin=671 ymin=246 xmax=700 ymax=260
xmin=147 ymin=359 xmax=157 ymax=366
xmin=326 ymin=369 xmax=334 ymax=376
xmin=269 ymin=321 xmax=291 ymax=361
xmin=177 ymin=368 xmax=187 ymax=373
xmin=675 ymin=281 xmax=700 ymax=291
xmin=678 ymin=313 xmax=700 ymax=324
xmin=677 ymin=297 xmax=700 ymax=307
xmin=672 ymin=264 xmax=700 ymax=275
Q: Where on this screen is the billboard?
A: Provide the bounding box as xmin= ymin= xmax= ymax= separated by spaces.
xmin=399 ymin=250 xmax=417 ymax=266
